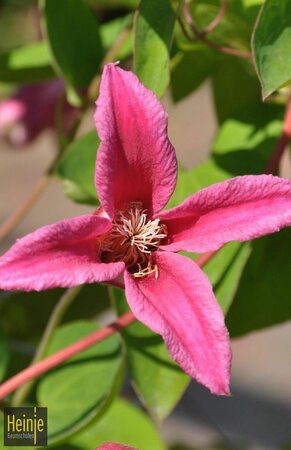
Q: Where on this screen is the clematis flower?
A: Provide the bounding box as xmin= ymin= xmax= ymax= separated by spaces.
xmin=0 ymin=63 xmax=291 ymax=395
xmin=96 ymin=443 xmax=137 ymax=450
xmin=0 ymin=80 xmax=76 ymax=147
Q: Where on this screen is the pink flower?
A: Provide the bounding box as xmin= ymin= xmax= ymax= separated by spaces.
xmin=96 ymin=443 xmax=137 ymax=450
xmin=0 ymin=64 xmax=290 ymax=395
xmin=0 ymin=80 xmax=76 ymax=147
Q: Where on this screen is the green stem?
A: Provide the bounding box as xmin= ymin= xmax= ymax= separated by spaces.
xmin=11 ymin=285 xmax=82 ymax=406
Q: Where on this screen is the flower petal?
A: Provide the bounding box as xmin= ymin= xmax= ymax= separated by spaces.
xmin=94 ymin=63 xmax=177 ymax=219
xmin=159 ymin=175 xmax=291 ymax=253
xmin=0 ymin=81 xmax=76 ymax=147
xmin=96 ymin=443 xmax=138 ymax=450
xmin=0 ymin=214 xmax=124 ymax=291
xmin=124 ymin=252 xmax=231 ymax=395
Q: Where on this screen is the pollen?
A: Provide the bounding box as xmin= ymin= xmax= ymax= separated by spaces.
xmin=98 ymin=202 xmax=167 ymax=278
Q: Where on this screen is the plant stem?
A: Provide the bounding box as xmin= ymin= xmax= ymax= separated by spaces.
xmin=203 ymin=0 xmax=228 ymax=36
xmin=265 ymin=98 xmax=291 ymax=174
xmin=11 ymin=285 xmax=82 ymax=407
xmin=181 ymin=1 xmax=251 ymax=60
xmin=0 ymin=311 xmax=135 ymax=401
xmin=264 ymin=133 xmax=289 ymax=174
xmin=0 ymin=174 xmax=51 ymax=243
xmin=195 ymin=250 xmax=219 ymax=267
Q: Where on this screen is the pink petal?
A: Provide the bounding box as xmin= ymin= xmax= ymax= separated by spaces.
xmin=124 ymin=252 xmax=231 ymax=395
xmin=0 ymin=99 xmax=26 ymax=128
xmin=96 ymin=443 xmax=138 ymax=450
xmin=159 ymin=175 xmax=291 ymax=253
xmin=0 ymin=214 xmax=124 ymax=291
xmin=94 ymin=63 xmax=177 ymax=219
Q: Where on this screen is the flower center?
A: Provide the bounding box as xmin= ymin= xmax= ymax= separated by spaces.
xmin=98 ymin=202 xmax=167 ymax=278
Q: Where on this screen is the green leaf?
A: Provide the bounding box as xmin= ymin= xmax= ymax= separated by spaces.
xmin=202 ymin=242 xmax=251 ymax=314
xmin=252 ymin=0 xmax=291 ymax=99
xmin=211 ymin=56 xmax=261 ymax=123
xmin=134 ymin=0 xmax=179 ymax=97
xmin=226 ymin=228 xmax=291 ymax=337
xmin=211 ymin=104 xmax=284 ymax=174
xmin=0 ymin=41 xmax=55 ymax=83
xmin=167 ymin=160 xmax=231 ymax=210
xmin=85 ymin=0 xmax=138 ymax=8
xmin=68 ymin=397 xmax=166 ymax=450
xmin=171 ymin=45 xmax=218 ymax=102
xmin=57 ymin=130 xmax=99 ymax=205
xmin=0 ymin=324 xmax=9 ymax=382
xmin=113 ymin=289 xmax=189 ymax=422
xmin=37 ymin=321 xmax=123 ymax=445
xmin=0 ymin=284 xmax=109 ymax=342
xmin=43 ymin=0 xmax=103 ymax=88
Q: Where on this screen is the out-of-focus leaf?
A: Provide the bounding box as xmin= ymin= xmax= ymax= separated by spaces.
xmin=226 ymin=228 xmax=291 ymax=337
xmin=68 ymin=397 xmax=166 ymax=450
xmin=85 ymin=0 xmax=138 ymax=8
xmin=0 ymin=324 xmax=9 ymax=381
xmin=201 ymin=242 xmax=251 ymax=313
xmin=252 ymin=1 xmax=291 ymax=99
xmin=57 ymin=130 xmax=99 ymax=205
xmin=134 ymin=0 xmax=179 ymax=97
xmin=211 ymin=104 xmax=284 ymax=174
xmin=171 ymin=46 xmax=218 ymax=102
xmin=170 ymin=444 xmax=240 ymax=450
xmin=113 ymin=289 xmax=189 ymax=422
xmin=0 ymin=41 xmax=55 ymax=83
xmin=167 ymin=160 xmax=230 ymax=210
xmin=211 ymin=57 xmax=261 ymax=123
xmin=37 ymin=321 xmax=123 ymax=445
xmin=0 ymin=0 xmax=37 ymax=52
xmin=0 ymin=83 xmax=15 ymax=99
xmin=43 ymin=0 xmax=103 ymax=88
xmin=100 ymin=14 xmax=133 ymax=61
xmin=0 ymin=284 xmax=109 ymax=342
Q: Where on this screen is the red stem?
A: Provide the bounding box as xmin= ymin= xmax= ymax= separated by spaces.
xmin=0 ymin=311 xmax=135 ymax=401
xmin=265 ymin=99 xmax=291 ymax=174
xmin=182 ymin=2 xmax=251 ymax=60
xmin=264 ymin=133 xmax=289 ymax=174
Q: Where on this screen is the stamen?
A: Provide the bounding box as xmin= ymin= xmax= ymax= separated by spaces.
xmin=133 ymin=262 xmax=159 ymax=279
xmin=98 ymin=203 xmax=167 ymax=278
